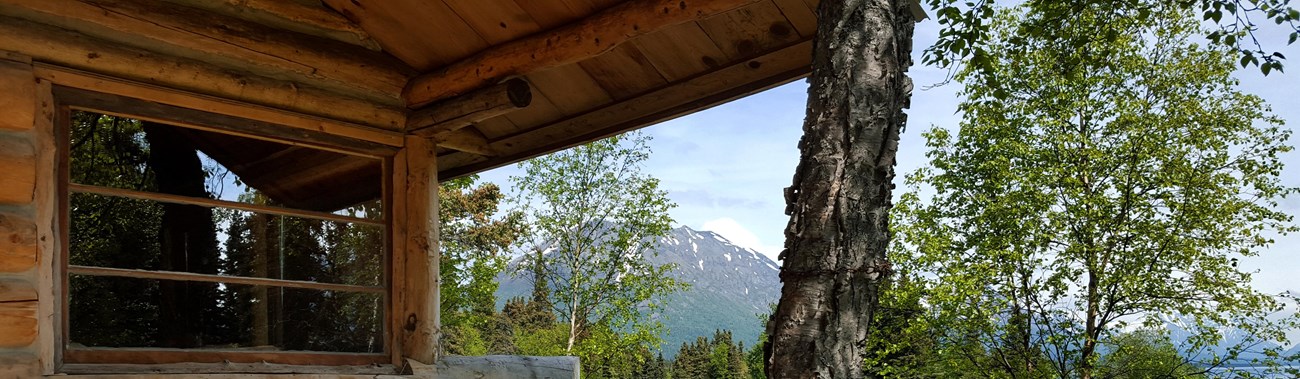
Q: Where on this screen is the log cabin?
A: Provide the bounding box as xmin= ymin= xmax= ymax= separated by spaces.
xmin=0 ymin=0 xmax=923 ymax=377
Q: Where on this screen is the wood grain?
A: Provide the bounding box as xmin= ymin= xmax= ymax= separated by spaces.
xmin=0 ymin=0 xmax=413 ymax=102
xmin=0 ymin=213 xmax=37 ymax=273
xmin=0 ymin=300 xmax=37 ymax=348
xmin=403 ymin=0 xmax=760 ymax=107
xmin=0 ymin=139 xmax=36 ymax=206
xmin=0 ymin=16 xmax=406 ymax=131
xmin=0 ymin=59 xmax=35 ymax=131
xmin=400 ymin=136 xmax=440 ymax=364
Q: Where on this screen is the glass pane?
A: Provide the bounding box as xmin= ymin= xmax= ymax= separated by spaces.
xmin=70 ymin=192 xmax=383 ymax=286
xmin=69 ymin=275 xmax=384 ymax=353
xmin=67 ymin=110 xmax=382 ymax=218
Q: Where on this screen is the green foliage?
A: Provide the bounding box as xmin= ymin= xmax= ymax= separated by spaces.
xmin=437 ymin=175 xmax=526 ymax=355
xmin=893 ymin=4 xmax=1299 ymax=378
xmin=671 ymin=330 xmax=751 ymax=379
xmin=1097 ymin=330 xmax=1207 ymax=379
xmin=923 ymin=0 xmax=1300 ymax=78
xmin=509 ymin=131 xmax=685 ymax=358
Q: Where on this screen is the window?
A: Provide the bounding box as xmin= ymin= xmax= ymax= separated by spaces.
xmin=57 ymin=91 xmax=392 ymax=369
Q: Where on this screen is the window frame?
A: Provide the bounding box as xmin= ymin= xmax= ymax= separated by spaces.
xmin=53 ymin=86 xmax=399 ymax=372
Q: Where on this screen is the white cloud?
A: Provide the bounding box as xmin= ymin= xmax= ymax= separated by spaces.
xmin=700 ymin=217 xmax=782 ymax=261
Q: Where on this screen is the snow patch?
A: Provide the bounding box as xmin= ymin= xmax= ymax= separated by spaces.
xmin=724 ymin=253 xmax=732 ymax=261
xmin=698 ymin=260 xmax=704 ymax=270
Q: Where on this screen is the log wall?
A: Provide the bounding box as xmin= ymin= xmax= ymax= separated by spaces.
xmin=0 ymin=54 xmax=50 ymax=377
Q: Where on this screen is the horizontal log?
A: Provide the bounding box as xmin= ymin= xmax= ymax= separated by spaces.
xmin=0 ymin=139 xmax=36 ymax=206
xmin=0 ymin=278 xmax=36 ymax=302
xmin=408 ymin=78 xmax=532 ymax=135
xmin=65 ymin=349 xmax=389 ymax=366
xmin=160 ymin=0 xmax=383 ymax=51
xmin=436 ymin=355 xmax=579 ymax=379
xmin=0 ymin=0 xmax=413 ymax=102
xmin=435 ymin=128 xmax=497 ymax=156
xmin=0 ymin=59 xmax=35 ymax=131
xmin=0 ymin=300 xmax=36 ymax=348
xmin=0 ymin=16 xmax=407 ymax=131
xmin=403 ymin=0 xmax=760 ymax=108
xmin=68 ymin=265 xmax=385 ymax=294
xmin=0 ymin=353 xmax=39 ymax=378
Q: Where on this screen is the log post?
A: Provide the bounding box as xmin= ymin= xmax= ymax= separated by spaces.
xmin=400 ymin=135 xmax=440 ymax=364
xmin=408 ymin=78 xmax=532 ymax=136
xmin=402 ymin=0 xmax=760 ymax=108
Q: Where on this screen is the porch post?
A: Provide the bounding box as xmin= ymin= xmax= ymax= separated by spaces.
xmin=398 ymin=134 xmax=440 ymax=364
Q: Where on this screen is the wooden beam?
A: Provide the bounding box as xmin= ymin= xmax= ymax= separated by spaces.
xmin=64 ymin=349 xmax=389 ymax=366
xmin=407 ymin=78 xmax=532 ymax=135
xmin=436 ymin=356 xmax=580 ymax=379
xmin=402 ymin=0 xmax=760 ymax=108
xmin=0 ymin=15 xmax=407 ymax=131
xmin=0 ymin=0 xmax=413 ymax=102
xmin=160 ymin=0 xmax=383 ymax=51
xmin=439 ymin=38 xmax=813 ymax=180
xmin=434 ymin=128 xmax=497 ymax=157
xmin=400 ymin=135 xmax=439 ymax=364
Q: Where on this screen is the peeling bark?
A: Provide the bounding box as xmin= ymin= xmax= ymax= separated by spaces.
xmin=766 ymin=0 xmax=915 ymax=377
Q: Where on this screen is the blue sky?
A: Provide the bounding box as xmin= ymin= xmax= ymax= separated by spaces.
xmin=480 ymin=16 xmax=1300 ymax=297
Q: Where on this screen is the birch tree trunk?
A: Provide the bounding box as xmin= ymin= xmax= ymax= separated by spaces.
xmin=766 ymin=0 xmax=915 ymax=377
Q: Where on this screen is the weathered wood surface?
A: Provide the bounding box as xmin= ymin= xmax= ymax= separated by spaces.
xmin=0 ymin=138 xmax=36 ymax=206
xmin=408 ymin=78 xmax=532 ymax=136
xmin=61 ymin=362 xmax=396 ymax=375
xmin=0 ymin=300 xmax=37 ymax=348
xmin=0 ymin=59 xmax=34 ymax=131
xmin=403 ymin=0 xmax=761 ymax=108
xmin=435 ymin=128 xmax=497 ymax=157
xmin=65 ymin=349 xmax=389 ymax=366
xmin=0 ymin=16 xmax=407 ymax=131
xmin=400 ymin=135 xmax=440 ymax=364
xmin=160 ymin=0 xmax=382 ymax=51
xmin=439 ymin=38 xmax=813 ymax=179
xmin=0 ymin=278 xmax=36 ymax=302
xmin=0 ymin=0 xmax=413 ymax=102
xmin=0 ymin=353 xmax=39 ymax=378
xmin=765 ymin=0 xmax=916 ymax=377
xmin=435 ymin=355 xmax=579 ymax=379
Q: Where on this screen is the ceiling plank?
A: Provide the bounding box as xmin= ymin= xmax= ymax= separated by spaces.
xmin=321 ymin=0 xmax=489 ymax=71
xmin=0 ymin=0 xmax=413 ymax=103
xmin=403 ymin=0 xmax=762 ymax=108
xmin=440 ymin=37 xmax=813 ymax=180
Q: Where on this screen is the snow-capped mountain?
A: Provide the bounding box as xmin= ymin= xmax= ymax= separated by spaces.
xmin=495 ymin=225 xmax=782 ymax=356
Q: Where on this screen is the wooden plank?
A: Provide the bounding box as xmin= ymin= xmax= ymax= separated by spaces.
xmin=441 ymin=38 xmax=812 ymax=180
xmin=0 ymin=59 xmax=35 ymax=131
xmin=0 ymin=15 xmax=407 ymax=131
xmin=403 ymin=0 xmax=761 ymax=108
xmin=0 ymin=353 xmax=39 ymax=378
xmin=67 ymin=265 xmax=385 ymax=294
xmin=37 ymin=77 xmax=59 ymax=375
xmin=771 ymin=0 xmax=818 ymax=37
xmin=515 ymin=0 xmax=586 ymax=29
xmin=436 ymin=356 xmax=580 ymax=379
xmin=470 ymin=116 xmax=526 ymax=141
xmin=524 ymin=64 xmax=614 ymax=115
xmin=578 ymin=44 xmax=669 ymax=100
xmin=407 ymin=78 xmax=532 ymax=135
xmin=321 ymin=0 xmax=489 ymax=71
xmin=32 ymin=64 xmax=404 ymax=146
xmin=501 ymin=93 xmax=567 ymax=135
xmin=0 ymin=301 xmax=37 ymax=348
xmin=699 ymin=0 xmax=802 ymax=60
xmin=435 ymin=128 xmax=497 ymax=156
xmin=69 ymin=184 xmax=384 ymax=227
xmin=0 ymin=138 xmax=36 ymax=206
xmin=0 ymin=0 xmax=413 ymax=102
xmin=443 ymin=0 xmax=544 ymax=45
xmin=64 ymin=349 xmax=389 ymax=366
xmin=161 ymin=0 xmax=383 ymax=51
xmin=632 ymin=22 xmax=730 ymax=82
xmin=60 ymin=362 xmax=396 ymax=375
xmin=54 ymin=86 xmax=400 ymax=157
xmin=400 ymin=136 xmax=439 ymax=364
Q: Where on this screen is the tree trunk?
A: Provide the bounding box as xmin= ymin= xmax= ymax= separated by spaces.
xmin=766 ymin=0 xmax=915 ymax=377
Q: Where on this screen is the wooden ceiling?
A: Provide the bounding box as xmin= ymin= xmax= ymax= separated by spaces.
xmin=0 ymin=0 xmax=842 ymax=208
